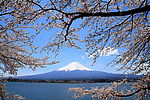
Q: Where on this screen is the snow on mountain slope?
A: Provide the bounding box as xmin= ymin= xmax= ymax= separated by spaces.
xmin=56 ymin=62 xmax=94 ymax=71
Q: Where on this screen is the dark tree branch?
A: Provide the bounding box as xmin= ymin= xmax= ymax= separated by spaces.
xmin=27 ymin=0 xmax=44 ymax=10
xmin=63 ymin=5 xmax=150 ymax=41
xmin=49 ymin=0 xmax=57 ymax=9
xmin=67 ymin=5 xmax=150 ymax=19
xmin=139 ymin=0 xmax=146 ymax=8
xmin=0 ymin=11 xmax=14 ymax=16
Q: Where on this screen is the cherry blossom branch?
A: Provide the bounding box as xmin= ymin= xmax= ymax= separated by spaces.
xmin=64 ymin=5 xmax=150 ymax=41
xmin=0 ymin=11 xmax=14 ymax=16
xmin=115 ymin=85 xmax=150 ymax=97
xmin=66 ymin=5 xmax=150 ymax=16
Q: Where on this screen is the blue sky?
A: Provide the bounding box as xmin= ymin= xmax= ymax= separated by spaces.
xmin=14 ymin=48 xmax=121 ymax=76
xmin=13 ymin=26 xmax=122 ymax=76
xmin=1 ymin=18 xmax=124 ymax=77
xmin=2 ymin=2 xmax=125 ymax=77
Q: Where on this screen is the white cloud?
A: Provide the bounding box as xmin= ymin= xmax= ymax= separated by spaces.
xmin=85 ymin=47 xmax=119 ymax=58
xmin=105 ymin=49 xmax=119 ymax=56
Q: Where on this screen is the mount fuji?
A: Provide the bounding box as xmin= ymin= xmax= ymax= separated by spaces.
xmin=15 ymin=62 xmax=142 ymax=80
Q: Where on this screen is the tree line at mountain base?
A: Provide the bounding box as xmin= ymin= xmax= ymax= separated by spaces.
xmin=3 ymin=77 xmax=141 ymax=83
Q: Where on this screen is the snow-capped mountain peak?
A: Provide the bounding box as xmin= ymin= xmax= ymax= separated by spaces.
xmin=56 ymin=62 xmax=93 ymax=71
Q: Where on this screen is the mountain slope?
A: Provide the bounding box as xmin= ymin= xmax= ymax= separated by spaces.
xmin=15 ymin=62 xmax=142 ymax=80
